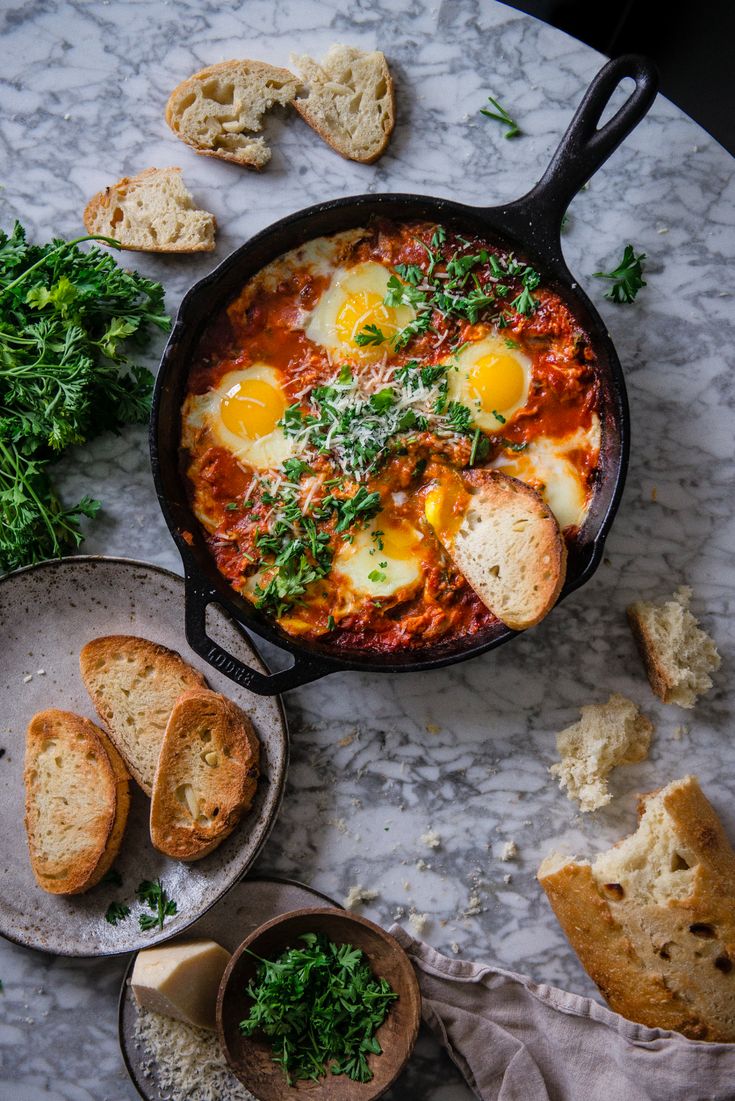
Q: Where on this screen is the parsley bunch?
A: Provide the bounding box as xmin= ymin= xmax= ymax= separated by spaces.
xmin=240 ymin=932 xmax=398 ymax=1085
xmin=0 ymin=222 xmax=169 ymax=572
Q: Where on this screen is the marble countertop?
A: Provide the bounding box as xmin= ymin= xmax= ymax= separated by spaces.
xmin=1 ymin=1 xmax=734 ymax=1098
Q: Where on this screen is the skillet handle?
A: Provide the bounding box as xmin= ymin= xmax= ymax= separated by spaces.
xmin=506 ymin=54 xmax=658 ymax=236
xmin=184 ymin=576 xmax=330 ymax=696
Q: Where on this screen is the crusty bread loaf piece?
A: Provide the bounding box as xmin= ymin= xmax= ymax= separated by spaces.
xmin=538 ymin=776 xmax=735 ymax=1041
xmin=291 ymin=45 xmax=395 ymax=164
xmin=80 ymin=636 xmax=207 ymax=796
xmin=627 ymin=586 xmax=720 ymax=708
xmin=165 ymin=60 xmax=300 ymax=169
xmin=150 ymin=688 xmax=260 ymax=861
xmin=24 ymin=709 xmax=130 ymax=894
xmin=83 ymin=167 xmax=216 ymax=253
xmin=550 ymin=694 xmax=653 ymax=812
xmin=440 ymin=472 xmax=566 ymax=630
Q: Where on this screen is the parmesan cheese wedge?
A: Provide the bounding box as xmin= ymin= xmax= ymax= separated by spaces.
xmin=131 ymin=939 xmax=231 ymax=1031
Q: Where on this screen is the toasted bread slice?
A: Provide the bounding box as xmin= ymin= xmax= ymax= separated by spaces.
xmin=24 ymin=709 xmax=130 ymax=894
xmin=435 ymin=472 xmax=566 ymax=630
xmin=150 ymin=688 xmax=260 ymax=861
xmin=165 ymin=60 xmax=300 ymax=169
xmin=83 ymin=167 xmax=216 ymax=253
xmin=80 ymin=636 xmax=207 ymax=795
xmin=291 ymin=45 xmax=395 ymax=164
xmin=627 ymin=586 xmax=720 ymax=708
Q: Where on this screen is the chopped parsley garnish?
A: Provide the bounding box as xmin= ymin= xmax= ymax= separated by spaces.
xmin=239 ymin=932 xmax=397 ymax=1085
xmin=281 ymin=457 xmax=313 ymax=482
xmin=480 ymin=94 xmax=522 ymax=139
xmin=367 ymin=568 xmax=387 ymax=583
xmin=136 ymin=878 xmax=177 ymax=931
xmin=105 ymin=901 xmax=130 ymax=926
xmin=354 ymin=323 xmax=387 ymax=347
xmin=594 ymin=244 xmax=647 ymax=303
xmin=499 ymin=437 xmax=528 ymax=452
xmin=491 ymin=409 xmax=507 ymax=424
xmin=324 ymin=486 xmax=381 ymax=533
xmin=394 ymin=263 xmax=423 ymax=285
xmin=327 ymin=614 xmax=335 ymax=631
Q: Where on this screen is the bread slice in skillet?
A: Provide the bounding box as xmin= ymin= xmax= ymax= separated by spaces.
xmin=165 ymin=60 xmax=300 ymax=169
xmin=83 ymin=167 xmax=216 ymax=253
xmin=150 ymin=688 xmax=260 ymax=861
xmin=432 ymin=471 xmax=567 ymax=631
xmin=80 ymin=636 xmax=207 ymax=796
xmin=290 ymin=44 xmax=395 ymax=164
xmin=24 ymin=709 xmax=130 ymax=894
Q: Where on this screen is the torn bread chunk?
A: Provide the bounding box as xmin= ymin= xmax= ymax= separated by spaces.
xmin=83 ymin=167 xmax=216 ymax=253
xmin=628 ymin=586 xmax=720 ymax=708
xmin=291 ymin=45 xmax=395 ymax=163
xmin=550 ymin=694 xmax=652 ymax=812
xmin=165 ymin=60 xmax=300 ymax=169
xmin=538 ymin=775 xmax=735 ymax=1041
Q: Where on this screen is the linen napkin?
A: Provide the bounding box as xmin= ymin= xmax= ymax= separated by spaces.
xmin=390 ymin=927 xmax=735 ymax=1101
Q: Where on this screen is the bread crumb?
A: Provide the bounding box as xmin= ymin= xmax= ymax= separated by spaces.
xmin=503 ymin=873 xmax=512 ymax=884
xmin=500 ymin=840 xmax=518 ymax=862
xmin=338 ymin=732 xmax=355 ymax=747
xmin=409 ymin=910 xmax=429 ymax=935
xmin=450 ymin=941 xmax=460 ymax=954
xmin=344 ymin=885 xmax=378 ymax=910
xmin=23 ymin=674 xmax=33 ymax=683
xmin=673 ymin=724 xmax=689 ymax=741
xmin=420 ymin=829 xmax=441 ymax=849
xmin=463 ymin=892 xmax=483 ymax=917
xmin=651 ymin=486 xmax=657 ymax=501
xmin=550 ymin=694 xmax=652 ymax=812
xmin=426 ymin=722 xmax=440 ymax=734
xmin=36 ymin=669 xmax=46 ymax=676
xmin=416 ymin=858 xmax=430 ymax=871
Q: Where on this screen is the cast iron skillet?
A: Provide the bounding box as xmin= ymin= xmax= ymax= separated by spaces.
xmin=151 ymin=54 xmax=658 ymax=695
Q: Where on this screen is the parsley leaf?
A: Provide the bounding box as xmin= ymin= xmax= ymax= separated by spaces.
xmin=480 ymin=94 xmax=522 ymax=139
xmin=594 ymin=244 xmax=647 ymax=303
xmin=354 ymin=323 xmax=386 ymax=347
xmin=105 ymin=901 xmax=130 ymax=926
xmin=135 ymin=878 xmax=178 ymax=931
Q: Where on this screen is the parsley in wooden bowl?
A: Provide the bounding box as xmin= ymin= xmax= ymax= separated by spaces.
xmin=217 ymin=907 xmax=421 ymax=1099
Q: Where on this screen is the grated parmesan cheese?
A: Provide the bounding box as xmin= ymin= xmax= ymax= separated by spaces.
xmin=133 ymin=1008 xmax=255 ymax=1101
xmin=344 ymin=884 xmax=379 ymax=910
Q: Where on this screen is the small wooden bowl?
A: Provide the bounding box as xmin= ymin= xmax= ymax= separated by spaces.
xmin=217 ymin=907 xmax=421 ymax=1100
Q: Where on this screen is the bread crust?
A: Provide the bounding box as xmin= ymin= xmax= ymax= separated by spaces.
xmin=291 ymin=48 xmax=395 ymax=164
xmin=538 ymin=776 xmax=735 ymax=1041
xmin=80 ymin=635 xmax=207 ymax=795
xmin=24 ymin=709 xmax=129 ymax=895
xmin=627 ymin=604 xmax=673 ymax=702
xmin=150 ymin=688 xmax=260 ymax=861
xmin=449 ymin=471 xmax=566 ymax=631
xmin=83 ymin=167 xmax=216 ymax=254
xmin=165 ymin=59 xmax=299 ymax=169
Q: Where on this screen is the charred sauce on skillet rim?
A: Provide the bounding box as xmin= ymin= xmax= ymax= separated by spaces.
xmin=151 ymin=55 xmax=659 ymax=696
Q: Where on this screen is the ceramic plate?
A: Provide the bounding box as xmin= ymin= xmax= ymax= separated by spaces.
xmin=119 ymin=876 xmax=339 ymax=1101
xmin=0 ymin=556 xmax=288 ymax=956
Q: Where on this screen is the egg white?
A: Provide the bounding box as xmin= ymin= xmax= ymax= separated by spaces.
xmin=305 ymin=261 xmax=416 ymax=360
xmin=182 ymin=364 xmax=294 ymax=472
xmin=332 ymin=517 xmax=425 ymax=603
xmin=447 ymin=333 xmax=532 ymax=432
xmin=492 ymin=418 xmax=601 ymax=530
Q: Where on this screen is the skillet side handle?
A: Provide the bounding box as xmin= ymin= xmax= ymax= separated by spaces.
xmin=515 ymin=54 xmax=658 ymax=231
xmin=184 ymin=576 xmax=330 ymax=696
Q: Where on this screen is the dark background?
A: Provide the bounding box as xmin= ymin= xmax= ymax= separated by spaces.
xmin=503 ymin=0 xmax=735 ymax=155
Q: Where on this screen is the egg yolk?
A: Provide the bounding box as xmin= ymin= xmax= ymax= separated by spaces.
xmin=335 ymin=291 xmax=402 ymax=350
xmin=424 ymin=477 xmax=470 ymax=543
xmin=220 ymin=378 xmax=286 ymax=441
xmin=380 ymin=521 xmax=421 ymax=560
xmin=468 ymin=353 xmax=526 ymax=420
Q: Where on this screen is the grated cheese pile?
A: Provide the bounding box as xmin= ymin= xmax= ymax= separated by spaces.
xmin=133 ymin=1007 xmax=256 ymax=1101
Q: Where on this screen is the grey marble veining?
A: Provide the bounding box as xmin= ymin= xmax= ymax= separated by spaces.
xmin=1 ymin=1 xmax=734 ymax=1098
